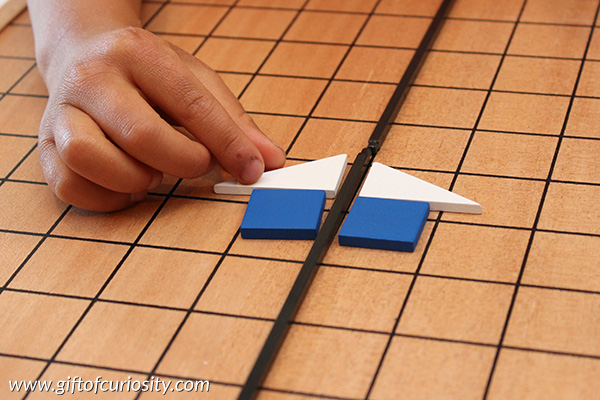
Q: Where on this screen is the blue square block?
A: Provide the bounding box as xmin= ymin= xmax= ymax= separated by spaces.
xmin=339 ymin=197 xmax=429 ymax=252
xmin=241 ymin=189 xmax=326 ymax=240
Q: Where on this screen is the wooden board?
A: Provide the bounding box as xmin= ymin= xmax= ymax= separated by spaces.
xmin=1 ymin=0 xmax=600 ymax=399
xmin=0 ymin=0 xmax=25 ymax=32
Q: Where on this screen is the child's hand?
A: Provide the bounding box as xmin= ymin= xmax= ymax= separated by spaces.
xmin=37 ymin=27 xmax=286 ymax=211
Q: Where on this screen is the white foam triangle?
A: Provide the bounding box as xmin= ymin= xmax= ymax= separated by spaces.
xmin=359 ymin=162 xmax=482 ymax=214
xmin=214 ymin=154 xmax=348 ymax=198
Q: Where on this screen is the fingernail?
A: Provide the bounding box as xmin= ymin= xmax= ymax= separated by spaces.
xmin=240 ymin=158 xmax=264 ymax=183
xmin=148 ymin=171 xmax=163 ymax=191
xmin=131 ymin=191 xmax=147 ymax=203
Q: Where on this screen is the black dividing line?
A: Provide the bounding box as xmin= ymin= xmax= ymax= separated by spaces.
xmin=481 ymin=2 xmax=600 ymax=398
xmin=237 ymin=1 xmax=455 ymax=399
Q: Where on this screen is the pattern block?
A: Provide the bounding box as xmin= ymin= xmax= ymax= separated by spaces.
xmin=339 ymin=197 xmax=430 ymax=252
xmin=214 ymin=154 xmax=348 ymax=198
xmin=240 ymin=189 xmax=326 ymax=240
xmin=360 ymin=162 xmax=482 ymax=214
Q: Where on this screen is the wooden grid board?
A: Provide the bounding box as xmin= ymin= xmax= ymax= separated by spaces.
xmin=0 ymin=0 xmax=25 ymax=32
xmin=1 ymin=0 xmax=600 ymax=399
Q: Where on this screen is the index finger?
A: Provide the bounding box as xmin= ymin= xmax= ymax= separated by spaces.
xmin=121 ymin=34 xmax=266 ymax=184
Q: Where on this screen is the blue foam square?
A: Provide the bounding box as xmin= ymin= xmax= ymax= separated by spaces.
xmin=241 ymin=189 xmax=326 ymax=240
xmin=339 ymin=197 xmax=429 ymax=252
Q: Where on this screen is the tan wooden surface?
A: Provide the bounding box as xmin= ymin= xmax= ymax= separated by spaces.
xmin=0 ymin=0 xmax=25 ymax=32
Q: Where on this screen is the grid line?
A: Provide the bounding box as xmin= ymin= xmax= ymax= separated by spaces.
xmin=481 ymin=1 xmax=600 ymax=397
xmin=130 ymin=1 xmax=311 ymax=397
xmin=364 ymin=0 xmax=527 ymax=396
xmin=14 ymin=2 xmax=178 ymax=398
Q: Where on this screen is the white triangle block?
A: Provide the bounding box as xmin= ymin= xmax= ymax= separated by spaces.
xmin=359 ymin=162 xmax=482 ymax=214
xmin=214 ymin=154 xmax=348 ymax=198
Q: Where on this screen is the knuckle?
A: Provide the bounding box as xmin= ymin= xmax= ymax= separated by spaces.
xmin=39 ymin=103 xmax=59 ymax=136
xmin=119 ymin=117 xmax=151 ymax=149
xmin=35 ymin=129 xmax=78 ymax=207
xmin=181 ymin=91 xmax=218 ymax=124
xmin=61 ymin=59 xmax=108 ymax=98
xmin=174 ymin=145 xmax=212 ymax=179
xmin=186 ymin=153 xmax=213 ymax=178
xmin=51 ymin=174 xmax=75 ymax=205
xmin=60 ymin=28 xmax=155 ymax=95
xmin=220 ymin=132 xmax=246 ymax=162
xmin=56 ymin=131 xmax=89 ymax=168
xmin=111 ymin=27 xmax=154 ymax=58
xmin=117 ymin=26 xmax=150 ymax=42
xmin=37 ymin=131 xmax=56 ymax=155
xmin=37 ymin=138 xmax=59 ymax=188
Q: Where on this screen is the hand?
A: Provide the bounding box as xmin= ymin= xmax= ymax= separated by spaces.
xmin=38 ymin=27 xmax=286 ymax=212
